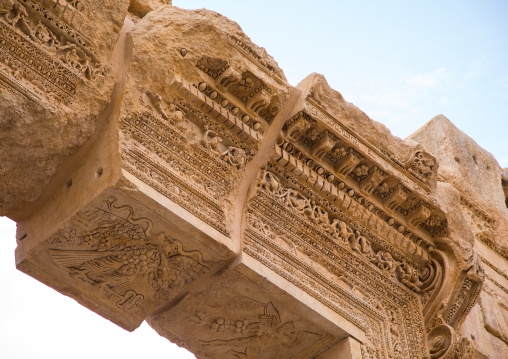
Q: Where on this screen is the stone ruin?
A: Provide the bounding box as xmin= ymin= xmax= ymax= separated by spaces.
xmin=2 ymin=1 xmax=508 ymax=358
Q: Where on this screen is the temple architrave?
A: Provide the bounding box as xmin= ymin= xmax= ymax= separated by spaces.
xmin=2 ymin=1 xmax=508 ymax=358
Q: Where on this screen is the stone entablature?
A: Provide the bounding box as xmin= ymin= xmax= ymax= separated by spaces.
xmin=1 ymin=3 xmax=507 ymax=359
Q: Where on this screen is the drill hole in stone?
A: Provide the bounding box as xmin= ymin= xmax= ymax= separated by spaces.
xmin=66 ymin=179 xmax=72 ymax=189
xmin=95 ymin=167 xmax=103 ymax=178
xmin=19 ymin=233 xmax=27 ymax=241
xmin=472 ymin=155 xmax=477 ymax=165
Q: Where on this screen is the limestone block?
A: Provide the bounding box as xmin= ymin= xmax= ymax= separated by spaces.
xmin=14 ymin=109 xmax=236 ymax=330
xmin=316 ymin=337 xmax=363 ymax=359
xmin=18 ymin=186 xmax=232 ymax=330
xmin=147 ymin=257 xmax=356 ymax=359
xmin=0 ymin=0 xmax=130 ymax=217
xmin=411 ymin=115 xmax=508 ymax=269
xmin=6 ymin=5 xmax=506 ymax=359
xmin=409 ymin=115 xmax=507 ymax=213
xmin=128 ymin=0 xmax=171 ymax=18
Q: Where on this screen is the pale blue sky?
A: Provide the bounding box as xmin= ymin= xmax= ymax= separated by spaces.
xmin=179 ymin=0 xmax=508 ymax=166
xmin=1 ymin=1 xmax=507 ymax=358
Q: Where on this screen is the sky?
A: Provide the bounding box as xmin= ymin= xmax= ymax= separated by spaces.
xmin=1 ymin=1 xmax=507 ymax=358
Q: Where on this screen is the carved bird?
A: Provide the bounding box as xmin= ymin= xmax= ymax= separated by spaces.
xmin=49 ymin=232 xmax=209 ymax=291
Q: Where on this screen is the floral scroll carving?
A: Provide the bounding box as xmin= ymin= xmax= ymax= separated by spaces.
xmin=0 ymin=0 xmax=103 ymax=103
xmin=260 ymin=170 xmax=426 ymax=292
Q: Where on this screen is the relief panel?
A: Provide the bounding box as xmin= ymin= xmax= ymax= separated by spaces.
xmin=243 ymin=167 xmax=430 ymax=359
xmin=148 ymin=267 xmax=340 ymax=359
xmin=35 ymin=190 xmax=223 ymax=330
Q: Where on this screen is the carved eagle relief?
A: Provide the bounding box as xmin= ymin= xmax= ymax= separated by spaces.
xmin=46 ymin=197 xmax=210 ymax=293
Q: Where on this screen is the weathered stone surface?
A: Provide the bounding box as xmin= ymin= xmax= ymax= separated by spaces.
xmin=0 ymin=0 xmax=129 ymax=218
xmin=3 ymin=4 xmax=508 ymax=359
xmin=410 ymin=114 xmax=508 ymax=358
xmin=409 ymin=114 xmax=507 ymax=213
xmin=128 ymin=0 xmax=171 ymax=19
xmin=148 ymin=263 xmax=350 ymax=358
xmin=410 ymin=114 xmax=508 ymax=267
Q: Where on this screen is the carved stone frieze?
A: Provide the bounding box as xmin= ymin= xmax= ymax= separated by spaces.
xmin=0 ymin=0 xmax=105 ymax=104
xmin=256 ymin=169 xmax=428 ymax=292
xmin=281 ymin=106 xmax=447 ymax=243
xmin=15 ymin=186 xmax=228 ymax=331
xmin=0 ymin=0 xmax=127 ymax=216
xmin=270 ymin=145 xmax=432 ymax=266
xmin=148 ymin=266 xmax=345 ymax=359
xmin=120 ymin=109 xmax=236 ymax=235
xmin=196 ymin=63 xmax=283 ymax=123
xmin=46 ymin=196 xmax=211 ymax=300
xmin=244 ymin=209 xmax=428 ymax=358
xmin=5 ymin=4 xmax=505 ymax=359
xmin=461 ymin=195 xmax=508 ymax=260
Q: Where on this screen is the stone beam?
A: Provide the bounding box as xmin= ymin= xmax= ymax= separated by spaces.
xmin=2 ymin=2 xmax=508 ymax=359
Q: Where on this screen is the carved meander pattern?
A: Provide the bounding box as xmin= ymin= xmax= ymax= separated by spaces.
xmin=45 ymin=197 xmax=211 ymax=309
xmin=0 ymin=0 xmax=102 ymax=103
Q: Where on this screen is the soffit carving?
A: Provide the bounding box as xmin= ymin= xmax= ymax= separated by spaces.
xmin=5 ymin=5 xmax=496 ymax=359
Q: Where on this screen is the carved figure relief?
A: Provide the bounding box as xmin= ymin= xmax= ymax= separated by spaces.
xmin=155 ymin=283 xmax=333 ymax=359
xmin=200 ymin=301 xmax=321 ymax=358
